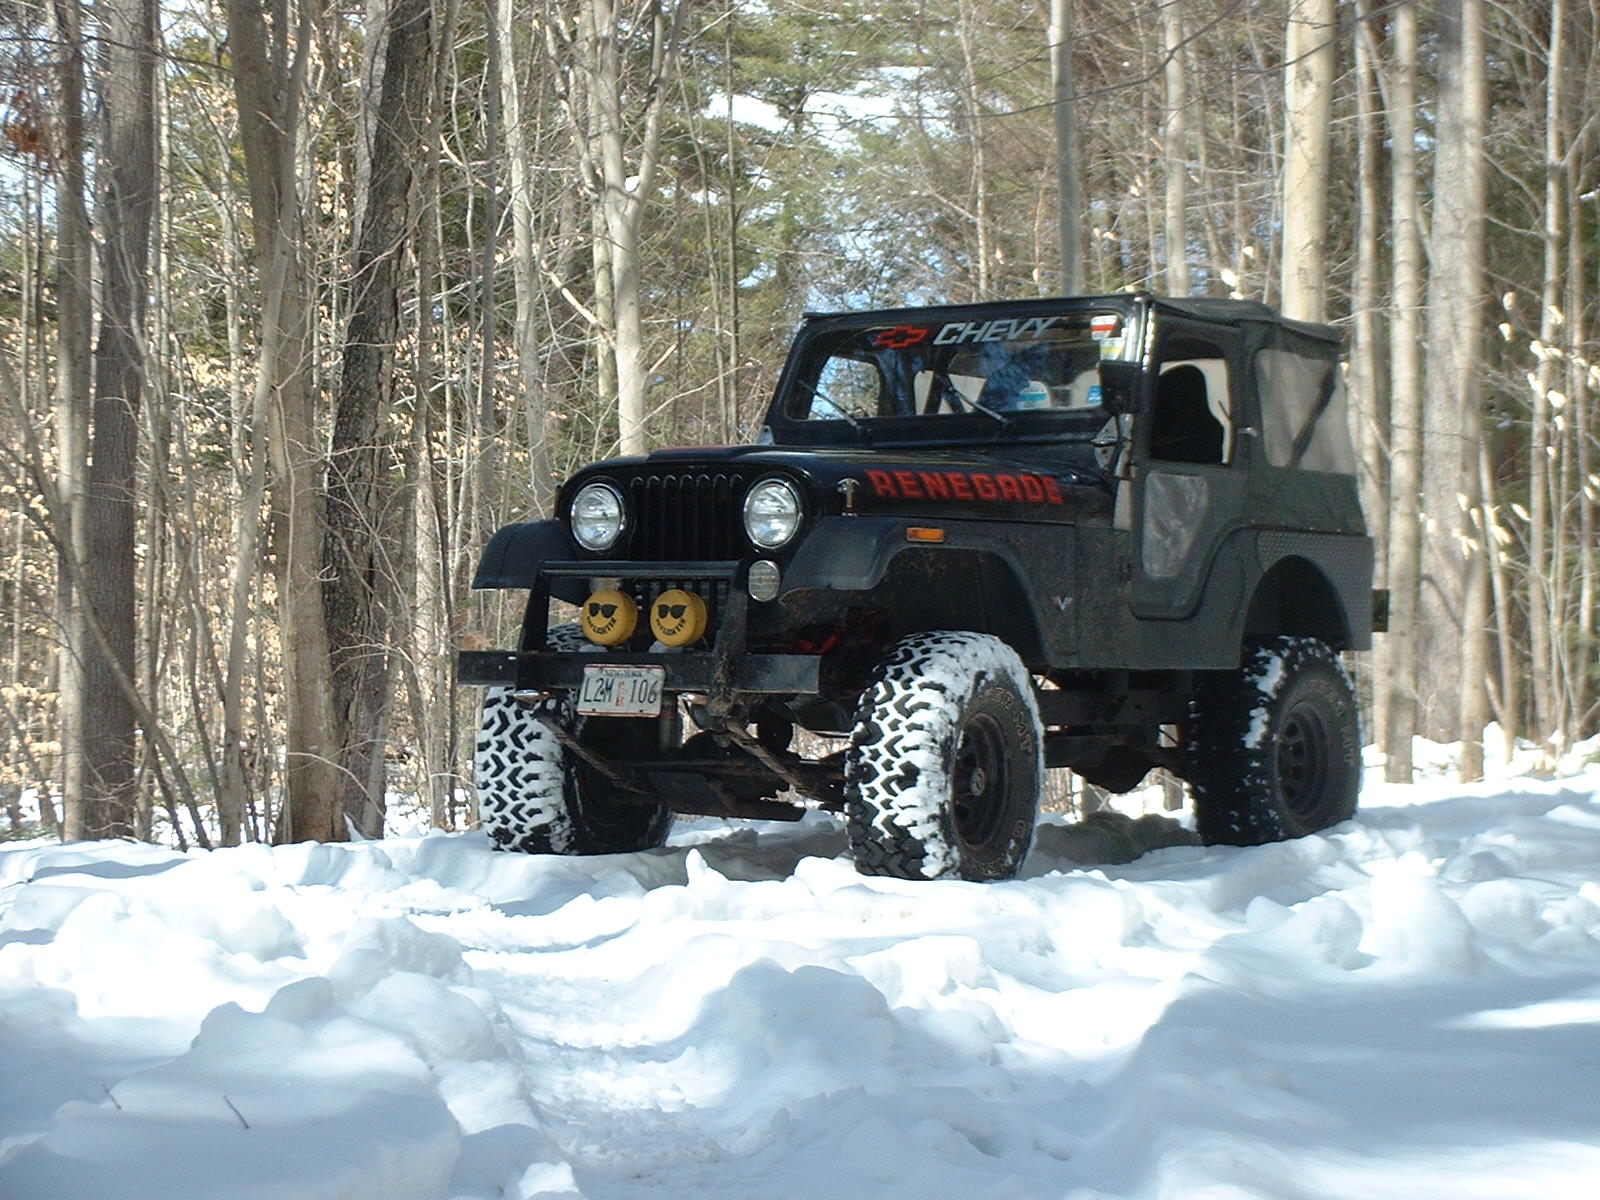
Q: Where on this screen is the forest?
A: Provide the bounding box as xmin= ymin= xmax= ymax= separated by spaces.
xmin=0 ymin=0 xmax=1595 ymax=846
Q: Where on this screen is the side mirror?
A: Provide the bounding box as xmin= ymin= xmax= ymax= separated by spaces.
xmin=1098 ymin=361 xmax=1149 ymax=415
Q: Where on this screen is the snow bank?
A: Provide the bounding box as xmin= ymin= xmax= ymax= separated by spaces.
xmin=3 ymin=754 xmax=1600 ymax=1199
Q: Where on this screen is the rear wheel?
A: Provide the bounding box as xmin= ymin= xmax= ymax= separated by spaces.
xmin=1189 ymin=636 xmax=1361 ymax=845
xmin=845 ymin=632 xmax=1041 ymax=881
xmin=474 ymin=625 xmax=673 ymax=855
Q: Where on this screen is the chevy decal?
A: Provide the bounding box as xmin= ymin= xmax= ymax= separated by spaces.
xmin=932 ymin=316 xmax=1062 ymax=345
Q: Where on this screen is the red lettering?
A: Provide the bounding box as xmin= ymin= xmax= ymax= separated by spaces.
xmin=1019 ymin=475 xmax=1046 ymax=503
xmin=866 ymin=469 xmax=897 ymax=498
xmin=948 ymin=473 xmax=974 ymax=500
xmin=996 ymin=474 xmax=1023 ymax=502
xmin=894 ymin=469 xmax=924 ymax=499
xmin=1043 ymin=477 xmax=1064 ymax=504
xmin=920 ymin=471 xmax=951 ymax=499
xmin=973 ymin=473 xmax=999 ymax=501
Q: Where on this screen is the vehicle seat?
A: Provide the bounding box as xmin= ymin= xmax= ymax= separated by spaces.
xmin=1150 ymin=364 xmax=1224 ymax=464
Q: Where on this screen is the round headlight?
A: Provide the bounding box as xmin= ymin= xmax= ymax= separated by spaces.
xmin=743 ymin=478 xmax=803 ymax=549
xmin=570 ymin=481 xmax=625 ymax=552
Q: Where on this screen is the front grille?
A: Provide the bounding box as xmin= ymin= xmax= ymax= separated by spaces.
xmin=629 ymin=473 xmax=747 ymax=561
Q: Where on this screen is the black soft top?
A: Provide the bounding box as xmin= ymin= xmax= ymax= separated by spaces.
xmin=802 ymin=291 xmax=1340 ymax=348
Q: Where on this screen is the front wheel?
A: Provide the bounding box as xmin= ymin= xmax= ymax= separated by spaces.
xmin=845 ymin=632 xmax=1042 ymax=881
xmin=1189 ymin=636 xmax=1361 ymax=846
xmin=473 ymin=625 xmax=673 ymax=855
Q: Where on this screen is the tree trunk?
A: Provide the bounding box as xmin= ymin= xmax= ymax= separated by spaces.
xmin=1278 ymin=0 xmax=1336 ymax=322
xmin=1527 ymin=0 xmax=1564 ymax=763
xmin=1383 ymin=1 xmax=1423 ymax=782
xmin=1351 ymin=0 xmax=1388 ymax=745
xmin=50 ymin=0 xmax=92 ymax=837
xmin=226 ymin=0 xmax=344 ymax=843
xmin=79 ymin=0 xmax=157 ymax=839
xmin=1420 ymin=0 xmax=1489 ymax=771
xmin=495 ymin=0 xmax=556 ymax=515
xmin=1049 ymin=0 xmax=1082 ymax=294
xmin=578 ymin=0 xmax=684 ymax=455
xmin=324 ymin=0 xmax=434 ymax=837
xmin=1161 ymin=0 xmax=1189 ymax=296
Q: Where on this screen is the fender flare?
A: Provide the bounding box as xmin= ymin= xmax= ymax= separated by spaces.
xmin=782 ymin=516 xmax=1070 ymax=661
xmin=471 ymin=519 xmax=588 ymax=603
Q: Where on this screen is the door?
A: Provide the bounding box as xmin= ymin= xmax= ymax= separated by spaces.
xmin=1131 ymin=325 xmax=1249 ymax=619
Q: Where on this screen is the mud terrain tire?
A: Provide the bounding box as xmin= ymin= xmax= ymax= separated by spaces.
xmin=475 ymin=624 xmax=673 ymax=855
xmin=846 ymin=632 xmax=1042 ymax=881
xmin=1189 ymin=636 xmax=1360 ymax=846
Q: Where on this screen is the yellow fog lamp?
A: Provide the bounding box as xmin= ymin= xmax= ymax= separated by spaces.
xmin=649 ymin=588 xmax=708 ymax=647
xmin=580 ymin=587 xmax=637 ymax=646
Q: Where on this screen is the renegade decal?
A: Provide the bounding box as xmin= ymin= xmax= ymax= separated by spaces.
xmin=872 ymin=325 xmax=931 ymax=349
xmin=932 ymin=316 xmax=1062 ymax=345
xmin=862 ymin=468 xmax=1065 ymax=505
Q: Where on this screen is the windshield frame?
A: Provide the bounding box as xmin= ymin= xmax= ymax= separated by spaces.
xmin=764 ymin=296 xmax=1149 ymax=449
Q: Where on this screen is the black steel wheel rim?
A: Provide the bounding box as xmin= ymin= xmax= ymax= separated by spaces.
xmin=1276 ymin=701 xmax=1331 ymax=819
xmin=953 ymin=713 xmax=1008 ymax=849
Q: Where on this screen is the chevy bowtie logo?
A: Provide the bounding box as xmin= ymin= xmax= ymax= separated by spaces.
xmin=872 ymin=325 xmax=930 ymax=349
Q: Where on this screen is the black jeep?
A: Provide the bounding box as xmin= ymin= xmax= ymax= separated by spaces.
xmin=460 ymin=293 xmax=1374 ymax=881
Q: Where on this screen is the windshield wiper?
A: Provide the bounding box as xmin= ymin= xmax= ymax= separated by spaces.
xmin=810 ymin=387 xmax=872 ymax=437
xmin=959 ymin=396 xmax=1013 ymax=428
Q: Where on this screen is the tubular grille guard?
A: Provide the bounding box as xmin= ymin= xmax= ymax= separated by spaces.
xmin=629 ymin=472 xmax=748 ymax=561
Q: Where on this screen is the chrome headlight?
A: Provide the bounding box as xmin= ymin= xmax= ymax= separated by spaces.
xmin=743 ymin=477 xmax=803 ymax=549
xmin=570 ymin=481 xmax=626 ymax=552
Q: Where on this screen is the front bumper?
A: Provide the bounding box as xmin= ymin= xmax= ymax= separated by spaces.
xmin=456 ymin=649 xmax=821 ymax=695
xmin=459 ymin=557 xmax=822 ymax=707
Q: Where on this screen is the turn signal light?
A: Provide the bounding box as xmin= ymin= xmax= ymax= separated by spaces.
xmin=906 ymin=526 xmax=946 ymax=543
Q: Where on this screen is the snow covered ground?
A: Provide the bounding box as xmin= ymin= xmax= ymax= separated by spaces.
xmin=4 ymin=747 xmax=1600 ymax=1200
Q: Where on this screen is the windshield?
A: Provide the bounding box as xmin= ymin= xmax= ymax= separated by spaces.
xmin=780 ymin=310 xmax=1133 ymax=429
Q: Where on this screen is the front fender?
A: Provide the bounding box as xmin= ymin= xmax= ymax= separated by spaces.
xmin=472 ymin=520 xmax=587 ymax=602
xmin=782 ymin=517 xmax=907 ymax=591
xmin=782 ymin=516 xmax=1075 ymax=663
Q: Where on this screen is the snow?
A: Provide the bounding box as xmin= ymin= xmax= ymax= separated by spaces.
xmin=4 ymin=744 xmax=1600 ymax=1199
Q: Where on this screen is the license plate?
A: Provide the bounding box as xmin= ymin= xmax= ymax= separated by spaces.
xmin=576 ymin=664 xmax=666 ymax=717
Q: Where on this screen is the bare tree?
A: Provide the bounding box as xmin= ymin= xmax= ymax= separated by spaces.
xmin=76 ymin=0 xmax=158 ymax=838
xmin=1050 ymin=0 xmax=1083 ymax=294
xmin=1383 ymin=0 xmax=1423 ymax=782
xmin=324 ymin=0 xmax=436 ymax=837
xmin=563 ymin=0 xmax=689 ymax=454
xmin=1421 ymin=0 xmax=1489 ymax=776
xmin=1527 ymin=0 xmax=1566 ymax=764
xmin=225 ymin=0 xmax=344 ymax=841
xmin=1278 ymin=0 xmax=1336 ymax=321
xmin=1161 ymin=0 xmax=1189 ymax=295
xmin=48 ymin=0 xmax=92 ymax=831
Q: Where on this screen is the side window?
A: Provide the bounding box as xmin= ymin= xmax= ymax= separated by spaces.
xmin=1255 ymin=349 xmax=1356 ymax=472
xmin=1150 ymin=354 xmax=1231 ymax=465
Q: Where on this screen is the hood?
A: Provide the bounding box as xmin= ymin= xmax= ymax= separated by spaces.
xmin=562 ymin=444 xmax=1111 ymax=526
